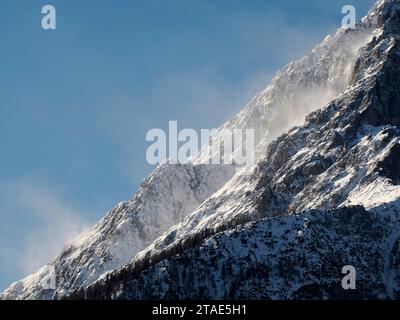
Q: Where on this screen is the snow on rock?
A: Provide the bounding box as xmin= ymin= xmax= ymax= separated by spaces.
xmin=66 ymin=0 xmax=400 ymax=300
xmin=194 ymin=20 xmax=373 ymax=165
xmin=2 ymin=0 xmax=400 ymax=301
xmin=1 ymin=163 xmax=234 ymax=299
xmin=80 ymin=206 xmax=400 ymax=300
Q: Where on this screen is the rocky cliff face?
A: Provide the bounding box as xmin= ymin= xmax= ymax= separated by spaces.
xmin=0 ymin=163 xmax=235 ymax=300
xmin=80 ymin=206 xmax=400 ymax=300
xmin=2 ymin=0 xmax=400 ymax=300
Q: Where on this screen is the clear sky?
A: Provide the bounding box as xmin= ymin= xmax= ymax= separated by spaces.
xmin=0 ymin=0 xmax=375 ymax=290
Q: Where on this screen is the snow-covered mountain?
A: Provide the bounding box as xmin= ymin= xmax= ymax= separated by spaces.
xmin=80 ymin=206 xmax=400 ymax=300
xmin=2 ymin=0 xmax=400 ymax=300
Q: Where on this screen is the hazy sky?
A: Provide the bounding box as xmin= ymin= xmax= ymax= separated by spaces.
xmin=0 ymin=0 xmax=375 ymax=290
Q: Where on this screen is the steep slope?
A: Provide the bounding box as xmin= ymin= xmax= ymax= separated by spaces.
xmin=0 ymin=164 xmax=234 ymax=299
xmin=69 ymin=0 xmax=400 ymax=300
xmin=80 ymin=206 xmax=400 ymax=300
xmin=1 ymin=0 xmax=395 ymax=301
xmin=193 ymin=20 xmax=372 ymax=164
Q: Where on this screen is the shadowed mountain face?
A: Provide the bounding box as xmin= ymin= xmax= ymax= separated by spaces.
xmin=81 ymin=206 xmax=400 ymax=300
xmin=2 ymin=0 xmax=400 ymax=300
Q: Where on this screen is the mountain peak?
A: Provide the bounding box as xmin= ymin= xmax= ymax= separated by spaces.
xmin=2 ymin=0 xmax=400 ymax=301
xmin=72 ymin=0 xmax=400 ymax=300
xmin=365 ymin=0 xmax=400 ymax=30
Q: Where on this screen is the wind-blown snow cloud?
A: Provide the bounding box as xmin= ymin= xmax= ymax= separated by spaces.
xmin=0 ymin=180 xmax=90 ymax=276
xmin=92 ymin=6 xmax=339 ymax=183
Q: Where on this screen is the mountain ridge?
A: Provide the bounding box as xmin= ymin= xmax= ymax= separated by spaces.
xmin=2 ymin=0 xmax=400 ymax=300
xmin=68 ymin=0 xmax=400 ymax=300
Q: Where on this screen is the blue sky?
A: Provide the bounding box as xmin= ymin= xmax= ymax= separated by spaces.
xmin=0 ymin=0 xmax=375 ymax=290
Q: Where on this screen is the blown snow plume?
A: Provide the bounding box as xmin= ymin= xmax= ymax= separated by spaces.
xmin=2 ymin=0 xmax=400 ymax=300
